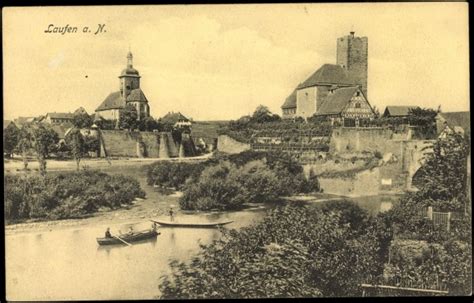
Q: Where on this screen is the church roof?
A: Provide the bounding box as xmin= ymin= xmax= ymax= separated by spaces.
xmin=316 ymin=86 xmax=360 ymax=116
xmin=437 ymin=111 xmax=470 ymax=134
xmin=126 ymin=89 xmax=148 ymax=102
xmin=96 ymin=91 xmax=125 ymax=111
xmin=297 ymin=64 xmax=352 ymax=89
xmin=120 ymin=67 xmax=140 ymax=76
xmin=383 ymin=106 xmax=420 ymax=117
xmin=281 ymin=89 xmax=297 ymax=109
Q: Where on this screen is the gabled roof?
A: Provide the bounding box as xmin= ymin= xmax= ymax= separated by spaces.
xmin=3 ymin=120 xmax=16 ymax=130
xmin=14 ymin=116 xmax=35 ymax=125
xmin=315 ymin=86 xmax=360 ymax=116
xmin=383 ymin=106 xmax=420 ymax=117
xmin=46 ymin=112 xmax=74 ymax=119
xmin=160 ymin=112 xmax=190 ymax=124
xmin=50 ymin=124 xmax=69 ymax=140
xmin=126 ymin=89 xmax=148 ymax=102
xmin=297 ymin=64 xmax=352 ymax=89
xmin=437 ymin=111 xmax=470 ymax=133
xmin=96 ymin=91 xmax=125 ymax=111
xmin=74 ymin=107 xmax=88 ymax=115
xmin=281 ymin=89 xmax=297 ymax=109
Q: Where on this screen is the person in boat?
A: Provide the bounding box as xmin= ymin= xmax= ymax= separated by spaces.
xmin=169 ymin=208 xmax=174 ymax=222
xmin=151 ymin=222 xmax=158 ymax=230
xmin=128 ymin=226 xmax=134 ymax=234
xmin=105 ymin=228 xmax=112 ymax=238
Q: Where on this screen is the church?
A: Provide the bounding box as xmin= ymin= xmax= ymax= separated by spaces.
xmin=281 ymin=32 xmax=375 ymax=122
xmin=95 ymin=52 xmax=151 ymax=123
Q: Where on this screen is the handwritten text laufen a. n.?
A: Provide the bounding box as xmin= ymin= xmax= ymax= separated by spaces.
xmin=44 ymin=24 xmax=106 ymax=35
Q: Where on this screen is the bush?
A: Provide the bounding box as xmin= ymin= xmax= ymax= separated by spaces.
xmin=4 ymin=170 xmax=145 ymax=222
xmin=159 ymin=204 xmax=385 ymax=298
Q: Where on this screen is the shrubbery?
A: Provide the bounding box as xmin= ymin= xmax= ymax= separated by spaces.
xmin=146 ymin=151 xmax=319 ymax=211
xmin=159 ymin=202 xmax=387 ymax=298
xmin=5 ymin=170 xmax=145 ymax=222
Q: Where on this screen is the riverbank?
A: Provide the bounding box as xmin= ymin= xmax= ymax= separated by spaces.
xmin=3 ymin=152 xmax=214 ymax=173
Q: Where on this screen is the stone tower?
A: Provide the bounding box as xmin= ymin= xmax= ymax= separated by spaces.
xmin=336 ymin=31 xmax=368 ymax=98
xmin=118 ymin=51 xmax=150 ymax=121
xmin=119 ymin=52 xmax=141 ymax=99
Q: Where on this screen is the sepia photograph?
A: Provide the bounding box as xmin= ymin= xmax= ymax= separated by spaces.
xmin=2 ymin=3 xmax=471 ymax=300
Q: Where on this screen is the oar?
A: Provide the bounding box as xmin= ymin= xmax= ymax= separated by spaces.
xmin=113 ymin=235 xmax=132 ymax=246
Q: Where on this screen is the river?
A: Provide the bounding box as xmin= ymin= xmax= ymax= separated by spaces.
xmin=5 ymin=164 xmax=400 ymax=300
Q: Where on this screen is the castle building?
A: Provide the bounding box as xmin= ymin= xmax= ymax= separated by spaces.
xmin=313 ymin=86 xmax=375 ymax=126
xmin=95 ymin=52 xmax=151 ymax=123
xmin=282 ymin=32 xmax=369 ymax=120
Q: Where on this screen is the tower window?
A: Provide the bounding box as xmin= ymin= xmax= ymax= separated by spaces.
xmin=356 ymin=91 xmax=360 ymax=96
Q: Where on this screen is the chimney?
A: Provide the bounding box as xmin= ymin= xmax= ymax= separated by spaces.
xmin=350 ymin=31 xmax=355 ymax=37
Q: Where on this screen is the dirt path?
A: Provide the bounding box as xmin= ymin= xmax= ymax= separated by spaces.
xmin=4 ymin=152 xmax=213 ymax=173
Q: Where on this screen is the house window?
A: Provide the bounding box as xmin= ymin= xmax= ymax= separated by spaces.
xmin=355 ymin=102 xmax=361 ymax=108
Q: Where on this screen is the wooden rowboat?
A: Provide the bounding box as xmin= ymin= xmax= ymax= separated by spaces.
xmin=150 ymin=219 xmax=233 ymax=228
xmin=96 ymin=229 xmax=159 ymax=245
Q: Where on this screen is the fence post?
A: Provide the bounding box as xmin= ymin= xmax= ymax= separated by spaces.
xmin=447 ymin=212 xmax=451 ymax=232
xmin=427 ymin=206 xmax=433 ymax=220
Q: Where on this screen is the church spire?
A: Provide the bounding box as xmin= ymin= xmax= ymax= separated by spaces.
xmin=127 ymin=51 xmax=133 ymax=68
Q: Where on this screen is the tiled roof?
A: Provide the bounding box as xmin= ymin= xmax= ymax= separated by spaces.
xmin=281 ymin=89 xmax=297 ymax=109
xmin=47 ymin=112 xmax=74 ymax=119
xmin=383 ymin=106 xmax=419 ymax=117
xmin=315 ymin=86 xmax=359 ymax=115
xmin=14 ymin=117 xmax=35 ymax=125
xmin=50 ymin=124 xmax=69 ymax=139
xmin=96 ymin=91 xmax=125 ymax=111
xmin=74 ymin=107 xmax=88 ymax=115
xmin=160 ymin=112 xmax=190 ymax=124
xmin=126 ymin=89 xmax=148 ymax=102
xmin=438 ymin=111 xmax=470 ymax=133
xmin=297 ymin=64 xmax=352 ymax=89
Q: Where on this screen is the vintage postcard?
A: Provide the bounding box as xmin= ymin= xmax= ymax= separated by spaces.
xmin=3 ymin=3 xmax=471 ymax=300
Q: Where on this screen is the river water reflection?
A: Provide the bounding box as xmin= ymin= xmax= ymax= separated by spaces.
xmin=5 ymin=194 xmax=399 ymax=300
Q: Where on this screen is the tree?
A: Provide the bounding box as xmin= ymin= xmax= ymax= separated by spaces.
xmin=159 ymin=204 xmax=384 ymax=298
xmin=4 ymin=124 xmax=20 ymax=157
xmin=412 ymin=132 xmax=470 ymax=210
xmin=119 ymin=104 xmax=139 ymax=130
xmin=251 ymin=105 xmax=281 ymax=123
xmin=138 ymin=116 xmax=160 ymax=131
xmin=30 ymin=123 xmax=59 ymax=175
xmin=65 ymin=128 xmax=88 ymax=171
xmin=72 ymin=113 xmax=93 ymax=129
xmin=16 ymin=126 xmax=33 ymax=170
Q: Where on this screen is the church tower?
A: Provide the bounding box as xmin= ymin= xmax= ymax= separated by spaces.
xmin=336 ymin=31 xmax=368 ymax=98
xmin=119 ymin=52 xmax=141 ymax=99
xmin=118 ymin=51 xmax=150 ymax=121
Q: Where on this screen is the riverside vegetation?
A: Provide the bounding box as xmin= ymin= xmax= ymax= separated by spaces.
xmin=157 ymin=132 xmax=471 ymax=298
xmin=5 ymin=170 xmax=146 ymax=223
xmin=146 ymin=150 xmax=319 ymax=210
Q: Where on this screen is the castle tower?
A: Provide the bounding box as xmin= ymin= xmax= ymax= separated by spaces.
xmin=336 ymin=31 xmax=368 ymax=98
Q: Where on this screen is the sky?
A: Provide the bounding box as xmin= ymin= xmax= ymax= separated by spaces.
xmin=2 ymin=3 xmax=469 ymax=121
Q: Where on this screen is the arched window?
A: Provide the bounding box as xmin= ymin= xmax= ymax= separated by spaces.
xmin=355 ymin=102 xmax=361 ymax=108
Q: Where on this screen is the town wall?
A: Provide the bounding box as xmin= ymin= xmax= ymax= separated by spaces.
xmin=99 ymin=130 xmax=176 ymax=158
xmin=217 ymin=135 xmax=251 ymax=154
xmin=319 ymin=167 xmax=380 ymax=197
